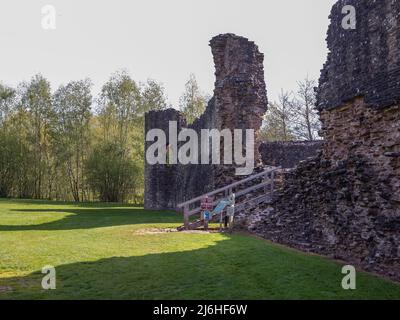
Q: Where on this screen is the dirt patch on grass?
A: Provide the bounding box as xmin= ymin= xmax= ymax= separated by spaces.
xmin=0 ymin=286 xmax=13 ymax=293
xmin=134 ymin=228 xmax=179 ymax=235
xmin=135 ymin=227 xmax=225 ymax=235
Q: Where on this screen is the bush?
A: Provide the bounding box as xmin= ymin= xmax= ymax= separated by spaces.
xmin=85 ymin=142 xmax=138 ymax=202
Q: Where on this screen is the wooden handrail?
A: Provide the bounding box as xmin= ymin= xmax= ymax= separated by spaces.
xmin=235 ymin=180 xmax=273 ymax=197
xmin=186 ymin=180 xmax=273 ymax=218
xmin=177 ymin=167 xmax=278 ymax=208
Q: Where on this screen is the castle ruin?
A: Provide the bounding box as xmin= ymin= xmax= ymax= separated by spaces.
xmin=256 ymin=0 xmax=400 ymax=281
xmin=145 ymin=34 xmax=320 ymax=210
xmin=145 ymin=0 xmax=400 ymax=281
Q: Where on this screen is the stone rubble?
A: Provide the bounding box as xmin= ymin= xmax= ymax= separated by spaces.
xmin=256 ymin=0 xmax=400 ymax=282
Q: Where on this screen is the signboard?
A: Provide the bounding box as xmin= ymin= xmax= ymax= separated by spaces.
xmin=201 ymin=196 xmax=213 ymax=211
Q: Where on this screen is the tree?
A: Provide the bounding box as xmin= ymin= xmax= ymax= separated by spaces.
xmin=260 ymin=90 xmax=295 ymax=142
xmin=53 ymin=80 xmax=92 ymax=202
xmin=5 ymin=99 xmax=36 ymax=199
xmin=140 ymin=79 xmax=169 ymax=114
xmin=0 ymin=131 xmax=21 ymax=197
xmin=90 ymin=72 xmax=169 ymax=202
xmin=85 ymin=142 xmax=138 ymax=202
xmin=19 ymin=75 xmax=55 ymax=199
xmin=97 ymin=71 xmax=141 ymax=144
xmin=0 ymin=83 xmax=16 ymax=124
xmin=260 ymin=78 xmax=322 ymax=142
xmin=291 ymin=77 xmax=321 ymax=141
xmin=88 ymin=71 xmax=142 ymax=202
xmin=0 ymin=84 xmax=17 ymax=197
xmin=179 ymin=74 xmax=206 ymax=124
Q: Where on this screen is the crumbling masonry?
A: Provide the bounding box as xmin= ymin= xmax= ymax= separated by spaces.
xmin=255 ymin=0 xmax=400 ymax=281
xmin=144 ymin=34 xmax=319 ymax=210
xmin=145 ymin=34 xmax=269 ymax=210
xmin=145 ymin=0 xmax=399 ymax=282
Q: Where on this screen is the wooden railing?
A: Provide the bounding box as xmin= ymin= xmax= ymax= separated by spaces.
xmin=177 ymin=167 xmax=279 ymax=230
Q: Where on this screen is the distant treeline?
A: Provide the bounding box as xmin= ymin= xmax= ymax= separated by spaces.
xmin=0 ymin=71 xmax=171 ymax=203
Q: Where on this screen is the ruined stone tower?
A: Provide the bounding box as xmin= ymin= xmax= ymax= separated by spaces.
xmin=144 ymin=34 xmax=268 ymax=210
xmin=257 ymin=0 xmax=400 ymax=281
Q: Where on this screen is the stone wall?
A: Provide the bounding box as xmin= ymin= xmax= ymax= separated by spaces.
xmin=259 ymin=141 xmax=323 ymax=169
xmin=256 ymin=100 xmax=400 ymax=281
xmin=144 ymin=34 xmax=268 ymax=210
xmin=144 ymin=109 xmax=188 ymax=210
xmin=256 ymin=0 xmax=400 ymax=281
xmin=317 ymin=0 xmax=400 ymax=110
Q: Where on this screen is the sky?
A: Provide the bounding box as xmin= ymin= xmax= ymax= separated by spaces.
xmin=0 ymin=0 xmax=337 ymax=107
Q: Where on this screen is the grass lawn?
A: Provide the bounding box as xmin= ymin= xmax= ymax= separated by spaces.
xmin=0 ymin=199 xmax=399 ymax=300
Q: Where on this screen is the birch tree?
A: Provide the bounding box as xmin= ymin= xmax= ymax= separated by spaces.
xmin=53 ymin=80 xmax=92 ymax=202
xmin=291 ymin=78 xmax=321 ymax=141
xmin=179 ymin=74 xmax=206 ymax=124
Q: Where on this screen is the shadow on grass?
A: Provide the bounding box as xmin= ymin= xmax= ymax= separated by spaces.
xmin=1 ymin=235 xmax=400 ymax=300
xmin=0 ymin=207 xmax=182 ymax=231
xmin=0 ymin=198 xmax=144 ymax=208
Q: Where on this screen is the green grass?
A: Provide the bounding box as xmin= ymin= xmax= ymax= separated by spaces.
xmin=0 ymin=199 xmax=399 ymax=300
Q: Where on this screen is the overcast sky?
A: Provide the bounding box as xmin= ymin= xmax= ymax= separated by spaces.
xmin=0 ymin=0 xmax=336 ymax=106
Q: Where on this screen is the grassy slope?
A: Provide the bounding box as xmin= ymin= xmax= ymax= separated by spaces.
xmin=0 ymin=199 xmax=399 ymax=300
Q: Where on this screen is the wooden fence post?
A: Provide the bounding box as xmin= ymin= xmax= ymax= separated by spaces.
xmin=264 ymin=172 xmax=268 ymax=194
xmin=184 ymin=205 xmax=189 ymax=230
xmin=270 ymin=170 xmax=275 ymax=195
